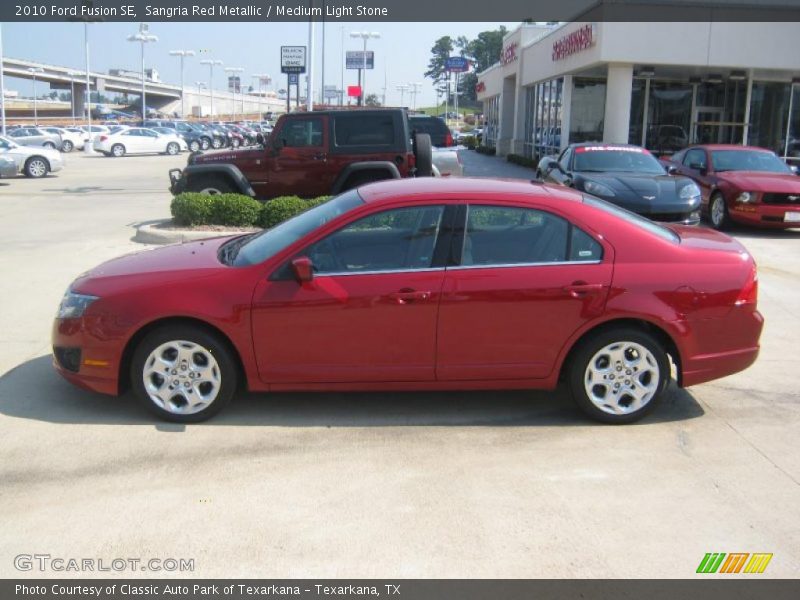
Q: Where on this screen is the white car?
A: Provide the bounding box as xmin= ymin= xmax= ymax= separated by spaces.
xmin=42 ymin=127 xmax=86 ymax=152
xmin=94 ymin=127 xmax=188 ymax=157
xmin=0 ymin=135 xmax=64 ymax=177
xmin=432 ymin=147 xmax=464 ymax=177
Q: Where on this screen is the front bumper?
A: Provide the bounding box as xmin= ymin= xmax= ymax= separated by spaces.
xmin=728 ymin=202 xmax=800 ymax=228
xmin=0 ymin=162 xmax=17 ymax=178
xmin=52 ymin=317 xmax=123 ymax=396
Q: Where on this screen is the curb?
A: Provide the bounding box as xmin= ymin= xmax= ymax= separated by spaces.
xmin=134 ymin=219 xmax=257 ymax=245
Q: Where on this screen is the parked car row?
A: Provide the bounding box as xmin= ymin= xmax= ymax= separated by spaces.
xmin=537 ymin=142 xmax=800 ymax=230
xmin=0 ymin=134 xmax=63 ymax=177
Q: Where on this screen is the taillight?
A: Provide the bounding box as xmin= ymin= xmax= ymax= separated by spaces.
xmin=99 ymin=135 xmax=108 ymax=142
xmin=735 ymin=264 xmax=758 ymax=306
xmin=445 ymin=131 xmax=453 ymax=147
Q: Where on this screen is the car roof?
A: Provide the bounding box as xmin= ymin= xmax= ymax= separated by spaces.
xmin=356 ymin=177 xmax=583 ymax=206
xmin=688 ymin=144 xmax=774 ymax=152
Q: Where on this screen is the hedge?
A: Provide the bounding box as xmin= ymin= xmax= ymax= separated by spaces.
xmin=506 ymin=153 xmax=538 ymax=169
xmin=475 ymin=145 xmax=496 ymax=155
xmin=170 ymin=192 xmax=330 ymax=228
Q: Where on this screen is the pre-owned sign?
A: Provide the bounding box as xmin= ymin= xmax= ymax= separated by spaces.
xmin=281 ymin=46 xmax=306 ymax=74
xmin=552 ymin=24 xmax=596 ymax=62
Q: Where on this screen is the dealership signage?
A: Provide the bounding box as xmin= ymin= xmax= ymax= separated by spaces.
xmin=346 ymin=51 xmax=374 ymax=70
xmin=475 ymin=81 xmax=486 ymax=93
xmin=280 ymin=45 xmax=306 ymax=74
xmin=552 ymin=23 xmax=597 ymax=61
xmin=501 ymin=42 xmax=518 ymax=66
xmin=445 ymin=56 xmax=471 ymax=72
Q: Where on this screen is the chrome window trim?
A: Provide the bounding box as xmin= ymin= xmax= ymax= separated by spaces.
xmin=448 ymin=260 xmax=602 ymax=271
xmin=315 ymin=267 xmax=446 ymax=278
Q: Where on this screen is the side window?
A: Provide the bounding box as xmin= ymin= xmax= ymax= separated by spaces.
xmin=335 ymin=114 xmax=395 ymax=146
xmin=569 ymin=227 xmax=603 ymax=262
xmin=305 ymin=206 xmax=445 ymax=274
xmin=462 ymin=206 xmax=569 ymax=266
xmin=281 ymin=118 xmax=323 ymax=147
xmin=559 ymin=147 xmax=573 ymax=170
xmin=9 ymin=130 xmax=22 ymax=137
xmin=683 ymin=149 xmax=706 ymax=169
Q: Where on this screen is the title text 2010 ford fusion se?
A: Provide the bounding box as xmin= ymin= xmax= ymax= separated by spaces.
xmin=53 ymin=178 xmax=763 ymax=424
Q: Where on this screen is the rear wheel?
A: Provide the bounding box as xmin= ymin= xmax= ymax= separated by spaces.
xmin=188 ymin=175 xmax=233 ymax=195
xmin=709 ymin=192 xmax=731 ymax=230
xmin=211 ymin=137 xmax=223 ymax=149
xmin=61 ymin=140 xmax=74 ymax=153
xmin=568 ymin=328 xmax=670 ymax=424
xmin=24 ymin=156 xmax=49 ymax=178
xmin=188 ymin=140 xmax=201 ymax=152
xmin=131 ymin=324 xmax=238 ymax=423
xmin=200 ymin=137 xmax=211 ymax=150
xmin=231 ymin=138 xmax=241 ymax=148
xmin=166 ymin=142 xmax=180 ymax=155
xmin=43 ymin=141 xmax=57 ymax=149
xmin=413 ymin=132 xmax=433 ymax=177
xmin=111 ymin=143 xmax=126 ymax=158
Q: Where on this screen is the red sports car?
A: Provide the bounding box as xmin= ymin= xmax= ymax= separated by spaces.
xmin=662 ymin=144 xmax=800 ymax=229
xmin=53 ymin=178 xmax=763 ymax=424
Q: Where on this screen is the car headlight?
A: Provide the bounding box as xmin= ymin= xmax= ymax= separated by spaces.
xmin=583 ymin=180 xmax=616 ymax=197
xmin=57 ymin=291 xmax=99 ymax=319
xmin=735 ymin=191 xmax=757 ymax=203
xmin=679 ymin=182 xmax=702 ymax=200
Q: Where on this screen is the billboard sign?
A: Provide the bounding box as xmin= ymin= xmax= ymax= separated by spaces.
xmin=444 ymin=56 xmax=470 ymax=72
xmin=281 ymin=46 xmax=306 ymax=74
xmin=346 ymin=51 xmax=374 ymax=70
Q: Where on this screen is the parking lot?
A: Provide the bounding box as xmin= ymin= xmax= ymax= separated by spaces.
xmin=0 ymin=151 xmax=799 ymax=578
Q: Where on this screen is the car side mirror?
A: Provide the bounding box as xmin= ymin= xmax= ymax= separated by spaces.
xmin=666 ymin=165 xmax=679 ymax=175
xmin=291 ymin=257 xmax=314 ymax=283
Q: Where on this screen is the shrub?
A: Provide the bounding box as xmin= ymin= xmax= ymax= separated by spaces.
xmin=208 ymin=194 xmax=263 ymax=226
xmin=170 ymin=193 xmax=215 ymax=226
xmin=462 ymin=135 xmax=477 ymax=149
xmin=506 ymin=153 xmax=538 ymax=168
xmin=258 ymin=195 xmax=330 ymax=229
xmin=475 ymin=145 xmax=496 ymax=155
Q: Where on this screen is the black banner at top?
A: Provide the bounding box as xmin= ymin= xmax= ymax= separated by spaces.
xmin=4 ymin=0 xmax=800 ymax=22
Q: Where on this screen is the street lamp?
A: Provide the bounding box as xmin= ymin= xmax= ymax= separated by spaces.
xmin=126 ymin=23 xmax=158 ymax=120
xmin=0 ymin=24 xmax=7 ymax=135
xmin=252 ymin=74 xmax=271 ymax=119
xmin=409 ymin=82 xmax=422 ymax=111
xmin=349 ymin=31 xmax=380 ymax=106
xmin=169 ymin=49 xmax=195 ymax=117
xmin=28 ymin=67 xmax=44 ymax=125
xmin=66 ymin=71 xmax=76 ymax=124
xmin=200 ymin=59 xmax=223 ymax=117
xmin=224 ymin=67 xmax=244 ymax=120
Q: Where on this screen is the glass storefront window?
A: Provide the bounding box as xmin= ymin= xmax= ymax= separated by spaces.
xmin=483 ymin=95 xmax=500 ymax=149
xmin=523 ymin=86 xmax=536 ymax=158
xmin=786 ymin=84 xmax=799 ymax=162
xmin=645 ymin=81 xmax=692 ymax=154
xmin=629 ymin=79 xmax=645 ymax=145
xmin=749 ymin=81 xmax=792 ymax=154
xmin=694 ymin=80 xmax=746 ymax=146
xmin=529 ymin=77 xmax=563 ymax=159
xmin=571 ymin=78 xmax=606 ymax=144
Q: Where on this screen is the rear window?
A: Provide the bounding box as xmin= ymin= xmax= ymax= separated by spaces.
xmin=334 ymin=114 xmax=396 ymax=147
xmin=409 ymin=117 xmax=449 ymax=136
xmin=584 ymin=197 xmax=679 ymax=243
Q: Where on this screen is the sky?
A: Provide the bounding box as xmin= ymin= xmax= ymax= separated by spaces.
xmin=1 ymin=21 xmax=517 ymax=107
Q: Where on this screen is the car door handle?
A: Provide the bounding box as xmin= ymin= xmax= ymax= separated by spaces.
xmin=388 ymin=289 xmax=431 ymax=304
xmin=563 ymin=282 xmax=605 ymax=298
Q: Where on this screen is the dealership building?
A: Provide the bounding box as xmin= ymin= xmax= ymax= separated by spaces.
xmin=476 ymin=21 xmax=800 ymax=162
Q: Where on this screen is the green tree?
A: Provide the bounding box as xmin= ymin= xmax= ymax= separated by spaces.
xmin=364 ymin=94 xmax=381 ymax=107
xmin=424 ymin=36 xmax=454 ymax=85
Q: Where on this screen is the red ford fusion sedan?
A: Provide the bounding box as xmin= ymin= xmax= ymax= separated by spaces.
xmin=53 ymin=178 xmax=763 ymax=424
xmin=662 ymin=144 xmax=800 ymax=230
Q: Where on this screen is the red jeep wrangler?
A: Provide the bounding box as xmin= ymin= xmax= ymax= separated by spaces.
xmin=169 ymin=109 xmax=433 ymax=199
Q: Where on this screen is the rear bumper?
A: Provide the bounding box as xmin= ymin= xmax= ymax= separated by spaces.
xmin=729 ymin=203 xmax=800 ymax=228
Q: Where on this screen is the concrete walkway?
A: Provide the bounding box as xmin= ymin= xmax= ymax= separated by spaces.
xmin=459 ymin=148 xmax=538 ymax=180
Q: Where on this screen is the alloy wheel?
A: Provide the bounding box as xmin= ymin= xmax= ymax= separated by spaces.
xmin=583 ymin=341 xmax=660 ymax=415
xmin=711 ymin=196 xmax=726 ymax=228
xmin=27 ymin=159 xmax=47 ymax=177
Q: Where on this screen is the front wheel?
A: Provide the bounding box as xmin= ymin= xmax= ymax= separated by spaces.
xmin=188 ymin=140 xmax=201 ymax=152
xmin=43 ymin=141 xmax=57 ymax=149
xmin=188 ymin=175 xmax=234 ymax=195
xmin=111 ymin=143 xmax=126 ymax=158
xmin=211 ymin=137 xmax=223 ymax=149
xmin=166 ymin=142 xmax=180 ymax=155
xmin=568 ymin=328 xmax=670 ymax=424
xmin=24 ymin=156 xmax=49 ymax=178
xmin=708 ymin=192 xmax=731 ymax=230
xmin=231 ymin=138 xmax=241 ymax=148
xmin=131 ymin=324 xmax=238 ymax=423
xmin=200 ymin=137 xmax=211 ymax=150
xmin=61 ymin=140 xmax=74 ymax=153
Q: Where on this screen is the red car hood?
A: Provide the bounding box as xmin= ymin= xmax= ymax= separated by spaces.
xmin=719 ymin=171 xmax=800 ymax=193
xmin=72 ymin=236 xmax=236 ymax=296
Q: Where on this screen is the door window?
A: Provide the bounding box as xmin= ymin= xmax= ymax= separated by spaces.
xmin=305 ymin=206 xmax=445 ymax=274
xmin=683 ymin=148 xmax=707 ymax=169
xmin=281 ymin=118 xmax=324 ymax=147
xmin=461 ymin=206 xmax=572 ymax=266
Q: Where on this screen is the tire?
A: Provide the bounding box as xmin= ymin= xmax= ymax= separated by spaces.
xmin=43 ymin=141 xmax=57 ymax=149
xmin=24 ymin=156 xmax=49 ymax=178
xmin=413 ymin=132 xmax=433 ymax=177
xmin=568 ymin=327 xmax=670 ymax=424
xmin=200 ymin=137 xmax=211 ymax=150
xmin=188 ymin=175 xmax=234 ymax=195
xmin=708 ymin=192 xmax=730 ymax=230
xmin=166 ymin=142 xmax=180 ymax=155
xmin=211 ymin=137 xmax=223 ymax=149
xmin=111 ymin=144 xmax=126 ymax=158
xmin=130 ymin=324 xmax=238 ymax=423
xmin=188 ymin=140 xmax=201 ymax=153
xmin=231 ymin=138 xmax=241 ymax=148
xmin=61 ymin=140 xmax=74 ymax=153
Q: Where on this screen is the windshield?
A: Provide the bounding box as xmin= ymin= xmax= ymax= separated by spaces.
xmin=232 ymin=190 xmax=365 ymax=266
xmin=711 ymin=149 xmax=792 ymax=173
xmin=584 ymin=196 xmax=679 ymax=243
xmin=574 ymin=146 xmax=665 ymax=174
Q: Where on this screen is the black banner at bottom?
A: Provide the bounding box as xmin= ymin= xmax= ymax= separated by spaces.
xmin=4 ymin=580 xmax=800 ymax=600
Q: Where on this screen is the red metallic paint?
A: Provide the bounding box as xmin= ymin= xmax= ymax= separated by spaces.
xmin=52 ymin=178 xmax=763 ymax=400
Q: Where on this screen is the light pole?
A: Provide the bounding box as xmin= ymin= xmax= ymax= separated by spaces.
xmin=28 ymin=67 xmax=43 ymax=125
xmin=127 ymin=23 xmax=158 ymax=120
xmin=83 ymin=22 xmax=94 ymax=152
xmin=409 ymin=82 xmax=422 ymax=111
xmin=200 ymin=59 xmax=223 ymax=118
xmin=225 ymin=67 xmax=244 ymax=120
xmin=66 ymin=70 xmax=76 ymax=125
xmin=169 ymin=49 xmax=195 ymax=117
xmin=253 ymin=74 xmax=270 ymax=119
xmin=350 ymin=31 xmax=379 ymax=106
xmin=396 ymin=83 xmax=409 ymax=107
xmin=0 ymin=24 xmax=7 ymax=135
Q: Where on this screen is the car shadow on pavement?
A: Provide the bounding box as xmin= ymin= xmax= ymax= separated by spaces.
xmin=0 ymin=355 xmax=705 ymax=428
xmin=730 ymin=227 xmax=800 ymax=240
